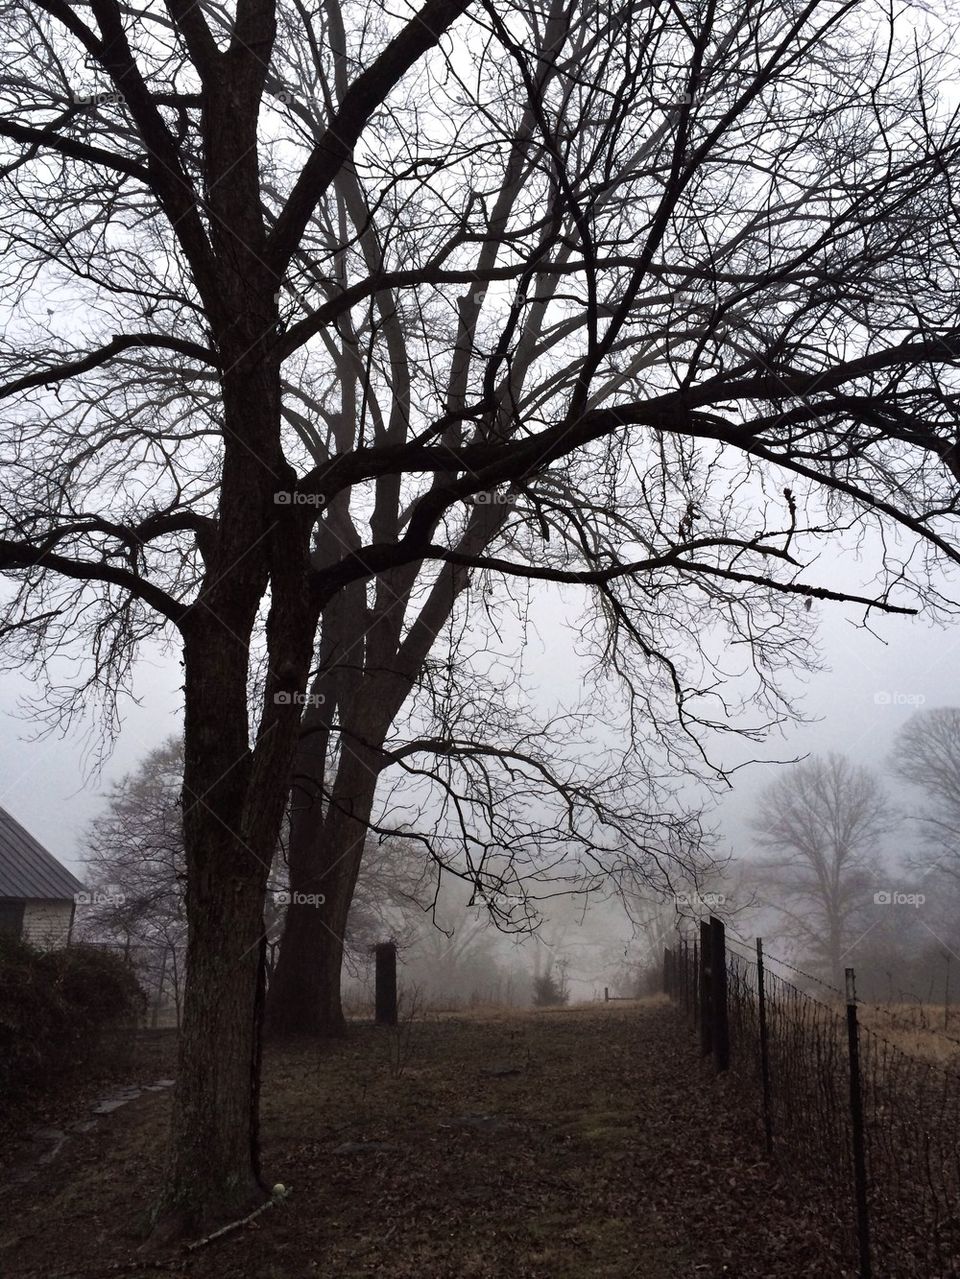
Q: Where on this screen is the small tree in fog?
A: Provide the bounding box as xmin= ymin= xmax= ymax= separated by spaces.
xmin=750 ymin=754 xmax=892 ymax=987
xmin=533 ymin=959 xmax=570 ymax=1008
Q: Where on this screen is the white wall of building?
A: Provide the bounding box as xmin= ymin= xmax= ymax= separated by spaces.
xmin=21 ymin=899 xmax=73 ymax=950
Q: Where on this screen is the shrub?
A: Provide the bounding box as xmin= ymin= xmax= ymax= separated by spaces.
xmin=532 ymin=964 xmax=569 ymax=1007
xmin=0 ymin=935 xmax=146 ymax=1100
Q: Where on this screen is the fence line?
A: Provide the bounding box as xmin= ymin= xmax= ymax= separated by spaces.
xmin=664 ymin=922 xmax=960 ymax=1278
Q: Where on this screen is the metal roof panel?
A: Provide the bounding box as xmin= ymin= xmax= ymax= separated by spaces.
xmin=0 ymin=806 xmax=84 ymax=900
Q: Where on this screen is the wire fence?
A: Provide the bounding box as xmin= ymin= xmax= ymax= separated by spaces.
xmin=665 ymin=922 xmax=960 ymax=1277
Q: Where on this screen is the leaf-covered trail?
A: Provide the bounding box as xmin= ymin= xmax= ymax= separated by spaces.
xmin=1 ymin=999 xmax=846 ymax=1278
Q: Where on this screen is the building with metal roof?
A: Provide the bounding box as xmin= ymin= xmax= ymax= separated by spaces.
xmin=0 ymin=805 xmax=84 ymax=949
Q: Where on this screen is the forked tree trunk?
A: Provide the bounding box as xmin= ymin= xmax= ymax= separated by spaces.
xmin=268 ymin=550 xmax=482 ymax=1036
xmin=151 ymin=319 xmax=316 ymax=1237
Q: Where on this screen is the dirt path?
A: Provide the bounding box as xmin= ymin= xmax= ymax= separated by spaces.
xmin=0 ymin=999 xmax=848 ymax=1278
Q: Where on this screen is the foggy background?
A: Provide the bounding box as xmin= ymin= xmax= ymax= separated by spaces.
xmin=3 ymin=547 xmax=958 ymax=1003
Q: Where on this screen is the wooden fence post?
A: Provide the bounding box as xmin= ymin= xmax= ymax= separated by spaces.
xmin=710 ymin=916 xmax=728 ymax=1073
xmin=845 ymin=968 xmax=872 ymax=1279
xmin=699 ymin=920 xmax=712 ymax=1057
xmin=756 ymin=937 xmax=773 ymax=1153
xmin=375 ymin=941 xmax=398 ymax=1026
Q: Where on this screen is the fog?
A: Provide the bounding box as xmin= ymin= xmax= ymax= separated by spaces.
xmin=4 ymin=541 xmax=959 ymax=1008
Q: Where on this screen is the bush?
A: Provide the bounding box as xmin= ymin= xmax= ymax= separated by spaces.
xmin=0 ymin=935 xmax=146 ymax=1100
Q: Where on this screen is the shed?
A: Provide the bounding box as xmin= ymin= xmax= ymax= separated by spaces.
xmin=0 ymin=805 xmax=83 ymax=949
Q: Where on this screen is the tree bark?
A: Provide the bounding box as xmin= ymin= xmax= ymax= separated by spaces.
xmin=155 ymin=846 xmax=270 ymax=1237
xmin=151 ymin=606 xmax=271 ymax=1237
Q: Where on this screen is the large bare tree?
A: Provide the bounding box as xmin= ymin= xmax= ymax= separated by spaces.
xmin=749 ymin=753 xmax=892 ymax=986
xmin=891 ymin=708 xmax=960 ymax=875
xmin=5 ymin=0 xmax=960 ymax=1240
xmin=888 ymin=707 xmax=960 ymax=959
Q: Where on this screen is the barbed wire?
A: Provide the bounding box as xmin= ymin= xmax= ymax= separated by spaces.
xmin=719 ymin=931 xmax=960 ymax=1053
xmin=667 ymin=934 xmax=960 ymax=1275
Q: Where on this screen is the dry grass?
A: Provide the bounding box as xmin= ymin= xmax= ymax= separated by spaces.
xmin=855 ymin=1001 xmax=960 ymax=1067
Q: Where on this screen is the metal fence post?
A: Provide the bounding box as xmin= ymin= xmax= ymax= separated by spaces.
xmin=710 ymin=916 xmax=729 ymax=1073
xmin=845 ymin=968 xmax=872 ymax=1279
xmin=756 ymin=937 xmax=773 ymax=1153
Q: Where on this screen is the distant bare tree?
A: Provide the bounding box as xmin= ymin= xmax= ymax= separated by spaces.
xmin=339 ymin=834 xmax=436 ymax=968
xmin=750 ymin=754 xmax=893 ymax=986
xmin=888 ymin=708 xmax=960 ymax=964
xmin=891 ymin=709 xmax=960 ymax=879
xmin=77 ymin=738 xmax=187 ymax=1021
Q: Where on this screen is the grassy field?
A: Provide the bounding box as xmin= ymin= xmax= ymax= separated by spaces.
xmin=854 ymin=1000 xmax=960 ymax=1065
xmin=0 ymin=999 xmax=853 ymax=1278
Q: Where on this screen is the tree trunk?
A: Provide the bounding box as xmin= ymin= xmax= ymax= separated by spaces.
xmin=151 ymin=612 xmax=273 ymax=1238
xmin=268 ymin=544 xmax=484 ymax=1035
xmin=151 ymin=302 xmax=317 ymax=1235
xmin=268 ymin=735 xmax=382 ymax=1036
xmin=154 ymin=853 xmax=269 ymax=1238
xmin=267 ymin=853 xmax=358 ymax=1035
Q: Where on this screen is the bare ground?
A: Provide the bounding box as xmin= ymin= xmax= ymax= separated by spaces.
xmin=0 ymin=998 xmax=855 ymax=1278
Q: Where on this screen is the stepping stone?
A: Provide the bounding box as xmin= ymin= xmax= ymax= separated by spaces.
xmin=153 ymin=1078 xmax=175 ymax=1087
xmin=91 ymin=1098 xmax=131 ymax=1114
xmin=67 ymin=1119 xmax=98 ymax=1135
xmin=29 ymin=1127 xmax=66 ymax=1142
xmin=38 ymin=1135 xmax=68 ymax=1165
